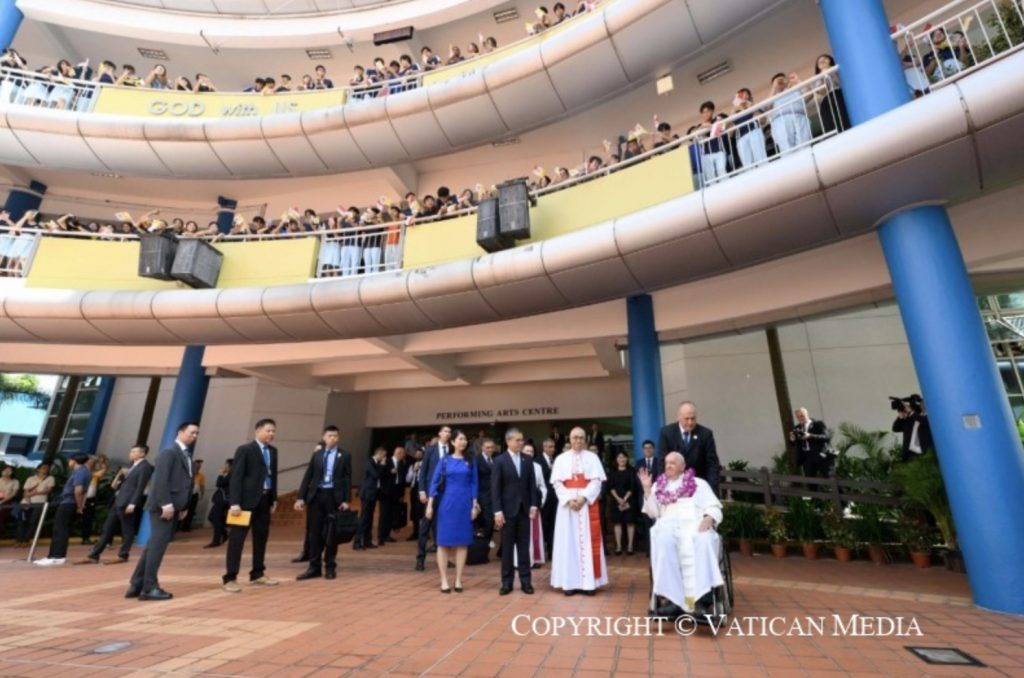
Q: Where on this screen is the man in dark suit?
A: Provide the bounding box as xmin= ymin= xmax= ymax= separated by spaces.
xmin=476 ymin=438 xmax=498 ymax=546
xmin=294 ymin=425 xmax=351 ymax=580
xmin=536 ymin=437 xmax=558 ymax=559
xmin=491 ymin=427 xmax=541 ymax=595
xmin=126 ymin=422 xmax=197 ymax=601
xmin=355 ymin=447 xmax=386 ymax=550
xmin=892 ymin=395 xmax=933 ymax=462
xmin=406 ymin=446 xmax=425 ymax=541
xmin=86 ymin=445 xmax=154 ymax=563
xmin=790 ymin=408 xmax=832 ymax=478
xmin=635 ymin=439 xmax=660 ymax=554
xmin=415 ymin=425 xmax=452 ymax=570
xmin=223 ymin=418 xmax=279 ymax=593
xmin=377 ymin=447 xmax=404 ymax=545
xmin=656 ymin=401 xmax=721 ymax=494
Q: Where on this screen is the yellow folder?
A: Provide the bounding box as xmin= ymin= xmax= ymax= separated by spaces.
xmin=226 ymin=511 xmax=251 ymax=527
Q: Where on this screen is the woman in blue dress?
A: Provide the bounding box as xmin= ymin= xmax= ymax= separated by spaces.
xmin=427 ymin=430 xmax=479 ymax=593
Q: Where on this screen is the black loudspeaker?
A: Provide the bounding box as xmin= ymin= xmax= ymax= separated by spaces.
xmin=497 ymin=179 xmax=532 ymax=240
xmin=138 ymin=232 xmax=177 ymax=281
xmin=373 ymin=26 xmax=414 ymax=45
xmin=476 ymin=197 xmax=514 ymax=253
xmin=171 ymin=239 xmax=223 ymax=289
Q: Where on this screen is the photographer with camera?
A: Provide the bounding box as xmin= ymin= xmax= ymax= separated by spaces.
xmin=789 ymin=408 xmax=832 ymax=478
xmin=891 ymin=394 xmax=933 ymax=462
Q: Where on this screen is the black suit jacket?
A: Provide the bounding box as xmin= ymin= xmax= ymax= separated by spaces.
xmin=297 ymin=447 xmax=352 ymax=506
xmin=636 ymin=454 xmax=663 ymax=479
xmin=114 ymin=459 xmax=153 ymax=510
xmin=360 ymin=459 xmax=385 ymax=501
xmin=476 ymin=454 xmax=495 ymax=510
xmin=417 ymin=443 xmax=447 ymax=495
xmin=490 ymin=451 xmax=540 ymax=520
xmin=145 ymin=444 xmax=192 ymax=513
xmin=791 ymin=420 xmax=831 ymax=463
xmin=536 ymin=452 xmax=558 ymax=508
xmin=229 ymin=440 xmax=278 ymax=510
xmin=379 ymin=456 xmax=403 ymax=499
xmin=656 ymin=423 xmax=721 ymax=493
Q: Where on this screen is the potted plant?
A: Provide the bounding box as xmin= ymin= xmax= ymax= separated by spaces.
xmin=890 ymin=453 xmax=960 ymax=571
xmin=731 ymin=503 xmax=765 ymax=556
xmin=823 ymin=504 xmax=856 ymax=562
xmin=785 ymin=498 xmax=823 ymax=559
xmin=764 ymin=507 xmax=788 ymax=558
xmin=852 ymin=503 xmax=890 ymax=565
xmin=896 ymin=512 xmax=935 ymax=568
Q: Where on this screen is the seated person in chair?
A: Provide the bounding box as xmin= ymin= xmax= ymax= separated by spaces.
xmin=639 ymin=452 xmax=723 ymax=617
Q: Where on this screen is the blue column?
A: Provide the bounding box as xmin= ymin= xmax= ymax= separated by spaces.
xmin=821 ymin=0 xmax=1024 ymax=614
xmin=139 ymin=346 xmax=209 ymax=547
xmin=80 ymin=376 xmax=116 ymax=454
xmin=216 ymin=196 xmax=237 ymax=235
xmin=0 ymin=0 xmax=23 ymax=52
xmin=3 ymin=180 xmax=47 ymax=221
xmin=626 ymin=295 xmax=664 ymax=463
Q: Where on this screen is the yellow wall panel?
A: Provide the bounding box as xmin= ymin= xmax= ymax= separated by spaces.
xmin=26 ymin=237 xmax=318 ymax=290
xmin=92 ymin=87 xmax=348 ymax=119
xmin=403 ymin=146 xmax=694 ymax=269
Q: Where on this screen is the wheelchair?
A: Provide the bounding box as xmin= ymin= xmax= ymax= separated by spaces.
xmin=648 ymin=534 xmax=734 ymax=626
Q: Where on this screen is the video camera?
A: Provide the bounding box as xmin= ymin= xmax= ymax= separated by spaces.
xmin=889 ymin=394 xmax=923 ymax=414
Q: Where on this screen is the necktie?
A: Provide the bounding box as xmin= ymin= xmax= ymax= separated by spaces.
xmin=684 ymin=432 xmax=691 ymax=446
xmin=261 ymin=445 xmax=271 ymax=489
xmin=512 ymin=453 xmax=520 ymax=476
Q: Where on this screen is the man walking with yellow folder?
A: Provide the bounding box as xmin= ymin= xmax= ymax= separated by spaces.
xmin=223 ymin=419 xmax=279 ymax=593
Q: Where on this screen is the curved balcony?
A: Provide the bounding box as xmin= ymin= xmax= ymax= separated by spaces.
xmin=19 ymin=0 xmax=508 ymax=46
xmin=0 ymin=0 xmax=784 ymax=177
xmin=0 ymin=47 xmax=1021 ymax=345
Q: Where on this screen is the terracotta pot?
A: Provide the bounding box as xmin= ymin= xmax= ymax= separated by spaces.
xmin=866 ymin=544 xmax=887 ymax=565
xmin=910 ymin=551 xmax=931 ymax=568
xmin=834 ymin=546 xmax=853 ymax=562
xmin=770 ymin=543 xmax=787 ymax=558
xmin=801 ymin=542 xmax=820 ymax=560
xmin=738 ymin=538 xmax=754 ymax=557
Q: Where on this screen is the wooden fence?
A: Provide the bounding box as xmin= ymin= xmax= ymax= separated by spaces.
xmin=718 ymin=468 xmax=902 ymax=510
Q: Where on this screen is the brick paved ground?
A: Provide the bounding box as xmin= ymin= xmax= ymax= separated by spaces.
xmin=0 ymin=524 xmax=1021 ymax=678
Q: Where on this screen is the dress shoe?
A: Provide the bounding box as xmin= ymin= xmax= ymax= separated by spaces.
xmin=291 ymin=555 xmax=309 ymax=562
xmin=222 ymin=581 xmax=242 ymax=593
xmin=139 ymin=588 xmax=173 ymax=601
xmin=499 ymin=585 xmax=513 ymax=596
xmin=415 ymin=559 xmax=425 ymax=571
xmin=325 ymin=570 xmax=336 ymax=580
xmin=563 ymin=589 xmax=578 ymax=597
xmin=655 ymin=602 xmax=684 ymax=618
xmin=522 ymin=584 xmax=535 ymax=595
xmin=251 ymin=576 xmax=279 ymax=586
xmin=454 ymin=585 xmax=463 ymax=593
xmin=582 ymin=589 xmax=596 ymax=597
xmin=353 ymin=543 xmax=364 ymax=551
xmin=296 ymin=569 xmax=322 ymax=581
xmin=124 ymin=587 xmax=141 ymax=599
xmin=441 ymin=586 xmax=451 ymax=594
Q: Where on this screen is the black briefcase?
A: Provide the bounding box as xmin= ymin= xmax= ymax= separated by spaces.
xmin=333 ymin=509 xmax=359 ymax=544
xmin=467 ymin=534 xmax=490 ymax=565
xmin=392 ymin=500 xmax=408 ymax=530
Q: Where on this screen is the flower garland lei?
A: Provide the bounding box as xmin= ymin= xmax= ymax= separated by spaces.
xmin=654 ymin=467 xmax=697 ymax=505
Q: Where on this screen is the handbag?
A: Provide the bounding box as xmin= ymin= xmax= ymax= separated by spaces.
xmin=333 ymin=509 xmax=359 ymax=544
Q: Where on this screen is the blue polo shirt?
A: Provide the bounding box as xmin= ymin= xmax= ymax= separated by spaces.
xmin=60 ymin=465 xmax=91 ymax=505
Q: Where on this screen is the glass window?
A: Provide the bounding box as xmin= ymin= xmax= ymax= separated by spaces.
xmin=73 ymin=390 xmax=97 ymax=414
xmin=997 ymin=359 xmax=1023 ymax=395
xmin=995 ymin=293 xmax=1024 ymax=311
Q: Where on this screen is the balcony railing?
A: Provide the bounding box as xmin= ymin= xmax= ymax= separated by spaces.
xmin=892 ymin=0 xmax=1024 ymax=90
xmin=0 ymin=67 xmax=99 ymax=112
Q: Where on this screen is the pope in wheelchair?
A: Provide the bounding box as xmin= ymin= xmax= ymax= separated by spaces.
xmin=638 ymin=452 xmax=724 ymax=618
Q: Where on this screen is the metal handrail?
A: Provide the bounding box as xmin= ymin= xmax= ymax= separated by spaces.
xmin=0 ymin=66 xmax=100 ymax=111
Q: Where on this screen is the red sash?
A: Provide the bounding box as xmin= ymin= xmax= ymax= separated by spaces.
xmin=564 ymin=473 xmax=602 ymax=579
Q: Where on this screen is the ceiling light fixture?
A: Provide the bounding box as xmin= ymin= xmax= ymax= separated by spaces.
xmin=697 ymin=61 xmax=732 ymax=85
xmin=493 ymin=7 xmax=519 ymax=23
xmin=656 ymin=74 xmax=674 ymax=95
xmin=137 ymin=47 xmax=169 ymax=61
xmin=306 ymin=48 xmax=333 ymax=60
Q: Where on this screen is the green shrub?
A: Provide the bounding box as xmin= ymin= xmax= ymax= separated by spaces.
xmin=890 ymin=452 xmax=957 ymax=549
xmin=785 ymin=497 xmax=823 ymax=542
xmin=822 ymin=504 xmax=856 ymax=549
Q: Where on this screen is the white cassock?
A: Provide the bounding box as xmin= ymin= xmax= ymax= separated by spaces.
xmin=643 ymin=476 xmax=724 ymax=612
xmin=550 ymin=450 xmax=608 ymax=591
xmin=515 ymin=461 xmax=547 ymax=567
